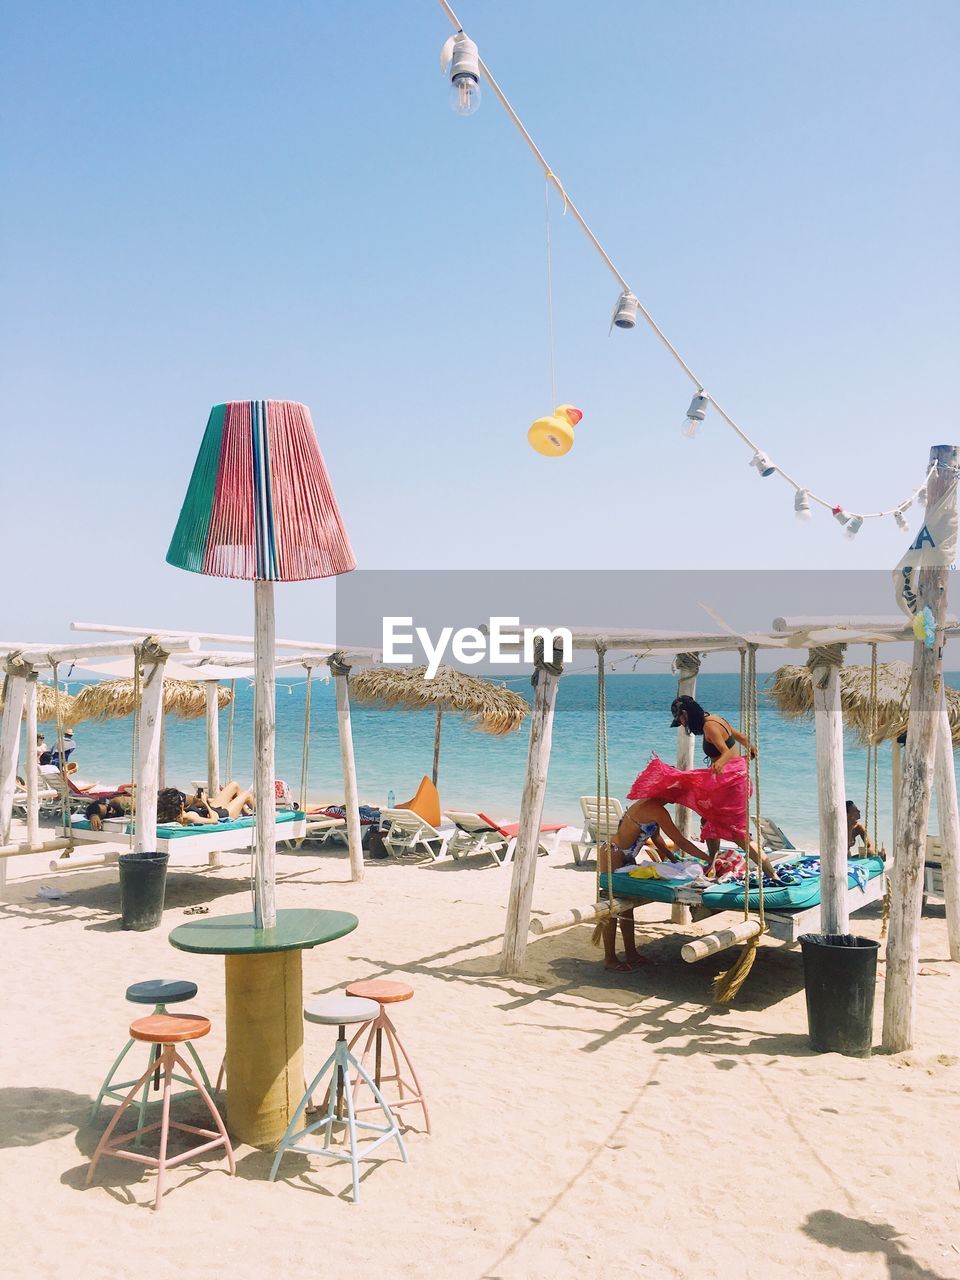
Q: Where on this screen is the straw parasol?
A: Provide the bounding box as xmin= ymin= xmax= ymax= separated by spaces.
xmin=69 ymin=678 xmax=232 ymax=724
xmin=0 ymin=680 xmax=75 ymax=724
xmin=767 ymin=661 xmax=960 ymax=745
xmin=348 ymin=665 xmax=529 ymax=785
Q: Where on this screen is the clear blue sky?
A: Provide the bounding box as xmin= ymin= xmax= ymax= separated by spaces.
xmin=2 ymin=1 xmax=957 ymax=644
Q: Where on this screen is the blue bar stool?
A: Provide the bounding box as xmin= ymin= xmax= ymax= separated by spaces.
xmin=91 ymin=979 xmax=214 ymax=1141
xmin=269 ymin=996 xmax=407 ymax=1202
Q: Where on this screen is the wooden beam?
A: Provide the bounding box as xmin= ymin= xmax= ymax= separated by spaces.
xmin=883 ymin=443 xmax=959 ymax=1052
xmin=681 ymin=918 xmax=762 ymax=963
xmin=934 ymin=690 xmax=960 ymax=962
xmin=134 ymin=656 xmax=166 ymax=853
xmin=529 ymin=899 xmax=637 ymax=935
xmin=0 ymin=672 xmax=27 ymax=894
xmin=253 ymin=581 xmax=277 ymax=929
xmin=6 ymin=636 xmax=199 ymax=666
xmin=205 ymin=681 xmax=221 ymax=794
xmin=809 ymin=645 xmax=848 ymax=933
xmin=71 ymin=622 xmax=382 ymax=660
xmin=500 ymin=642 xmax=564 ymax=975
xmin=330 ymin=657 xmax=364 ymax=883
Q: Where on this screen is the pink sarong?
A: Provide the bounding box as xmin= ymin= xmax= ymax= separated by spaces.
xmin=627 ymin=754 xmax=750 ymax=845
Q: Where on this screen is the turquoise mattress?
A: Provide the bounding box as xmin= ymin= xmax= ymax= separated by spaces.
xmin=599 ymin=856 xmax=884 ymax=914
xmin=71 ymin=810 xmax=306 ymax=839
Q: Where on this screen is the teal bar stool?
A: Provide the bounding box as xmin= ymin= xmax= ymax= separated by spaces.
xmin=91 ymin=979 xmax=214 ymax=1141
xmin=269 ymin=996 xmax=407 ymax=1203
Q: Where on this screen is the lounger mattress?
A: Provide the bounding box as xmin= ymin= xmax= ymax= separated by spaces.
xmin=599 ymin=855 xmax=884 ymax=914
xmin=71 ymin=810 xmax=306 ymax=839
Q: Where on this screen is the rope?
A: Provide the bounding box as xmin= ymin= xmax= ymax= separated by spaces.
xmin=864 ymin=644 xmax=880 ymax=857
xmin=299 ymin=665 xmax=313 ymax=812
xmin=433 ymin=0 xmax=932 ymax=527
xmin=544 ymin=175 xmax=558 ymax=409
xmin=596 ymin=642 xmax=612 ymax=910
xmin=127 ymin=645 xmax=141 ymax=847
xmin=225 ymin=679 xmax=235 ymax=781
xmin=531 ymin=635 xmax=564 ymax=682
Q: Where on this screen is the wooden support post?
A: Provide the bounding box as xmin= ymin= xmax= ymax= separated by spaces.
xmin=0 ymin=668 xmax=28 ymax=894
xmin=330 ymin=654 xmax=364 ymax=883
xmin=671 ymin=652 xmax=700 ymax=925
xmin=883 ymin=443 xmax=959 ymax=1052
xmin=432 ymin=705 xmax=443 ymax=788
xmin=205 ymin=681 xmax=221 ymax=794
xmin=134 ymin=654 xmax=167 ymax=853
xmin=891 ymin=736 xmax=902 ymax=855
xmin=254 ymin=581 xmax=277 ymax=929
xmin=500 ymin=640 xmax=564 ymax=976
xmin=24 ymin=674 xmax=40 ymax=849
xmin=934 ymin=690 xmax=960 ymax=962
xmin=809 ymin=644 xmax=848 ymax=934
xmin=158 ymin=714 xmax=166 ymax=790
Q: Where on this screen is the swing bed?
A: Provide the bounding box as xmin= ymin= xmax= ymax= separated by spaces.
xmin=532 ymin=643 xmax=887 ymax=999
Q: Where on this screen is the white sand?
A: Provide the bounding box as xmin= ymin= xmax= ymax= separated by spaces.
xmin=2 ymin=825 xmax=959 ymax=1280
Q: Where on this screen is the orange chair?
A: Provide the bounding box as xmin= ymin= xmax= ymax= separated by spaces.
xmin=397 ymin=776 xmax=441 ymax=829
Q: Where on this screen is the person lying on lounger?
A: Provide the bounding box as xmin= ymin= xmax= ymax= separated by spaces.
xmin=156 ymin=782 xmax=255 ymax=826
xmin=597 ymin=799 xmax=710 ymax=972
xmin=84 ymin=798 xmax=129 ymax=831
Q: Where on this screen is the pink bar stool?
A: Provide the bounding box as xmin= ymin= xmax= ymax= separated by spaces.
xmin=344 ymin=979 xmax=430 ymax=1134
xmin=86 ymin=1013 xmax=235 ymax=1211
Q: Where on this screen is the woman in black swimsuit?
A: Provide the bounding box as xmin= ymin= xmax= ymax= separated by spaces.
xmin=156 ymin=781 xmax=256 ymax=826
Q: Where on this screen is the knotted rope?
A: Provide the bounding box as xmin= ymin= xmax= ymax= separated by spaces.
xmin=299 ymin=664 xmax=314 ymax=812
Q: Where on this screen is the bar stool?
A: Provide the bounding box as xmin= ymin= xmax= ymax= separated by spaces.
xmin=344 ymin=979 xmax=430 ymax=1134
xmin=269 ymin=996 xmax=407 ymax=1203
xmin=86 ymin=1012 xmax=234 ymax=1211
xmin=91 ymin=979 xmax=214 ymax=1142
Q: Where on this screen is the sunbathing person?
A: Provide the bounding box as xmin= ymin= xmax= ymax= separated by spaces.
xmin=846 ymin=800 xmax=873 ymax=854
xmin=597 ymin=799 xmax=709 ymax=971
xmin=84 ymin=798 xmax=129 ymax=831
xmin=156 ymin=782 xmax=255 ymax=826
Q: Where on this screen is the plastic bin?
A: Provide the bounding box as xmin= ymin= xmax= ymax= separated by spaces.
xmin=799 ymin=932 xmax=879 ymax=1058
xmin=119 ymin=851 xmax=169 ymax=931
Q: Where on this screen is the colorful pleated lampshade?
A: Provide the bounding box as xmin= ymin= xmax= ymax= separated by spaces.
xmin=167 ymin=400 xmax=355 ymax=581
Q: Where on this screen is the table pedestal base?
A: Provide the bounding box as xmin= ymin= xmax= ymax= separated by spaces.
xmin=225 ymin=950 xmax=304 ymax=1147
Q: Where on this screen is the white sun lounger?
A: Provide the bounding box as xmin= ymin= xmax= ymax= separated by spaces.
xmin=570 ymin=796 xmax=625 ymax=865
xmin=379 ymin=808 xmax=449 ymax=862
xmin=444 ymin=811 xmax=565 ymax=868
xmin=61 ymin=811 xmax=308 ymax=861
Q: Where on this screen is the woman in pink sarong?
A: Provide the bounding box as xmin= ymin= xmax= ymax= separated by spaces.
xmin=627 ymin=694 xmax=780 ymax=881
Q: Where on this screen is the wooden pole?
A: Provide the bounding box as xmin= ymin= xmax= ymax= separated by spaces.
xmin=158 ymin=714 xmax=166 ymax=790
xmin=330 ymin=655 xmax=364 ymax=883
xmin=671 ymin=652 xmax=700 ymax=926
xmin=134 ymin=656 xmax=167 ymax=853
xmin=500 ymin=640 xmax=564 ymax=976
xmin=891 ymin=736 xmax=902 ymax=853
xmin=254 ymin=581 xmax=277 ymax=929
xmin=24 ymin=674 xmax=40 ymax=849
xmin=432 ymin=705 xmax=442 ymax=787
xmin=883 ymin=443 xmax=959 ymax=1052
xmin=0 ymin=670 xmax=28 ymax=895
xmin=205 ymin=680 xmax=221 ymax=794
xmin=809 ymin=645 xmax=848 ymax=933
xmin=934 ymin=689 xmax=960 ymax=962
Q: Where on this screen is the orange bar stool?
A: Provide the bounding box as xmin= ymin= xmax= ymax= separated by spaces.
xmin=86 ymin=1012 xmax=234 ymax=1211
xmin=344 ymin=979 xmax=430 ymax=1134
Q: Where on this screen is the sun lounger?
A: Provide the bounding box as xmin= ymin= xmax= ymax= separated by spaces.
xmin=379 ymin=808 xmax=449 ymax=861
xmin=570 ymin=796 xmax=625 ymax=865
xmin=445 ymin=811 xmax=565 ymax=867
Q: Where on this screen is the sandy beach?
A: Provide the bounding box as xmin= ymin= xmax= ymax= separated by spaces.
xmin=2 ymin=824 xmax=958 ymax=1280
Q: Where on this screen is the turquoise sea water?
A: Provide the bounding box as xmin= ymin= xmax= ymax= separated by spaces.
xmin=42 ymin=672 xmax=959 ymax=849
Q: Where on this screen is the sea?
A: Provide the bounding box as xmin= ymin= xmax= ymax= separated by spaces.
xmin=44 ymin=672 xmax=960 ymax=851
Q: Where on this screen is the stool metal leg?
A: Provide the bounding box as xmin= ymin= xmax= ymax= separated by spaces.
xmin=90 ymin=1037 xmax=136 ymax=1119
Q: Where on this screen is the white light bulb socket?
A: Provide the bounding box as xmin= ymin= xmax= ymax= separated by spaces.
xmin=444 ymin=32 xmax=480 ymax=88
xmin=794 ymin=489 xmax=811 ymax=521
xmin=750 ymin=451 xmax=776 ymax=477
xmin=612 ymin=291 xmax=639 ymax=329
xmin=845 ymin=515 xmax=864 ymax=538
xmin=894 ymin=509 xmax=909 ymax=532
xmin=833 ymin=509 xmax=850 ymax=527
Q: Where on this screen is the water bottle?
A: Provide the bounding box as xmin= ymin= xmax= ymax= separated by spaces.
xmin=387 ymin=789 xmax=396 ymax=809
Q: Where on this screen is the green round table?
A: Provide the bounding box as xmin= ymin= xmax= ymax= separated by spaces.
xmin=170 ymin=908 xmax=358 ymax=1147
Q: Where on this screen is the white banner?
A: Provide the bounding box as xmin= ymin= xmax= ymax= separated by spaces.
xmin=893 ymin=488 xmax=958 ymax=617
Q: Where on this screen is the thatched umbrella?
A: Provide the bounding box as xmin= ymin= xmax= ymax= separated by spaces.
xmin=69 ymin=677 xmax=231 ymax=725
xmin=0 ymin=679 xmax=75 ymax=725
xmin=767 ymin=661 xmax=960 ymax=745
xmin=348 ymin=665 xmax=529 ymax=785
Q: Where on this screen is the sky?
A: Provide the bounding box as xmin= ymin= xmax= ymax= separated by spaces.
xmin=2 ymin=0 xmax=958 ymax=647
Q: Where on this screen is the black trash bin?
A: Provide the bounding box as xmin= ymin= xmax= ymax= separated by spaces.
xmin=119 ymin=851 xmax=169 ymax=931
xmin=799 ymin=933 xmax=879 ymax=1058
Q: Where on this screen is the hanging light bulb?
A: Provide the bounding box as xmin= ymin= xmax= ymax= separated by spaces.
xmin=894 ymin=508 xmax=909 ymax=532
xmin=845 ymin=515 xmax=864 ymax=538
xmin=611 ymin=290 xmax=638 ymax=330
xmin=916 ymin=482 xmax=928 ymax=507
xmin=832 ymin=506 xmax=850 ymax=528
xmin=794 ymin=489 xmax=811 ymax=521
xmin=441 ymin=32 xmax=481 ymax=116
xmin=750 ymin=451 xmax=776 ymax=477
xmin=682 ymin=392 xmax=709 ymax=438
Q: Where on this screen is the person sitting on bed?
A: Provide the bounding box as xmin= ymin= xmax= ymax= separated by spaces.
xmin=84 ymin=798 xmax=128 ymax=831
xmin=597 ymin=799 xmax=710 ymax=972
xmin=156 ymin=782 xmax=255 ymax=826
